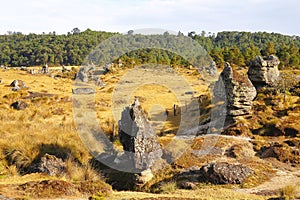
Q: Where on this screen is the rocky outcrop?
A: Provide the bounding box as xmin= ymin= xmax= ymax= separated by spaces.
xmin=248 ymin=55 xmax=280 ymax=89
xmin=214 ymin=63 xmax=257 ymax=119
xmin=199 ymin=162 xmax=252 ymax=184
xmin=11 ymin=101 xmax=28 ymax=110
xmin=31 ymin=154 xmax=65 ymax=176
xmin=118 ymin=102 xmax=163 ymax=171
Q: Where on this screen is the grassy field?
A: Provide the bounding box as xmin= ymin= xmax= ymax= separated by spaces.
xmin=0 ymin=66 xmax=299 ymax=199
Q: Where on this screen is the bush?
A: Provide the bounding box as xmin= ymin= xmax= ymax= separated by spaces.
xmin=158 ymin=182 xmax=177 ymax=194
xmin=279 ymin=185 xmax=298 ymax=200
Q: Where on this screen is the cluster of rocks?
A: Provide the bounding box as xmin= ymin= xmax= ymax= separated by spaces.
xmin=73 ymin=65 xmax=105 ymax=95
xmin=214 ymin=55 xmax=280 ymax=122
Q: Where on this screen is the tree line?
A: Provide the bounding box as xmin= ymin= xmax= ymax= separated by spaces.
xmin=0 ymin=29 xmax=299 ymax=69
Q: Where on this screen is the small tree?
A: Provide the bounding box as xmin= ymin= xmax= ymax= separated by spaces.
xmin=276 ymin=72 xmax=299 ymax=102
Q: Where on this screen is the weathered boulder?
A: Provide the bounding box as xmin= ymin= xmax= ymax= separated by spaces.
xmin=248 ymin=55 xmax=280 ymax=89
xmin=11 ymin=101 xmax=28 ymax=110
xmin=31 ymin=154 xmax=65 ymax=176
xmin=118 ymin=102 xmax=163 ymax=170
xmin=214 ymin=63 xmax=257 ymax=118
xmin=199 ymin=162 xmax=252 ymax=184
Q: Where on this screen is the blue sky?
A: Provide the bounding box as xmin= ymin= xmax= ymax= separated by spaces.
xmin=0 ymin=0 xmax=299 ymax=35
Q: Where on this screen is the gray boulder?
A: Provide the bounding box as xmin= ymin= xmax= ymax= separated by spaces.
xmin=118 ymin=102 xmax=163 ymax=170
xmin=248 ymin=55 xmax=280 ymax=89
xmin=199 ymin=162 xmax=252 ymax=184
xmin=214 ymin=63 xmax=257 ymax=118
xmin=32 ymin=154 xmax=65 ymax=176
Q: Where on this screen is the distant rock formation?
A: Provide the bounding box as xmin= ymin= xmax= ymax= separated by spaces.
xmin=11 ymin=101 xmax=28 ymax=110
xmin=214 ymin=63 xmax=257 ymax=120
xmin=10 ymin=79 xmax=26 ymax=91
xmin=118 ymin=102 xmax=163 ymax=171
xmin=76 ymin=67 xmax=89 ymax=82
xmin=248 ymin=55 xmax=280 ymax=89
xmin=75 ymin=65 xmax=105 ymax=87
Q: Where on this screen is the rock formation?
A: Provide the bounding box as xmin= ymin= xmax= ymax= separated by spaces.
xmin=199 ymin=162 xmax=252 ymax=184
xmin=76 ymin=67 xmax=89 ymax=83
xmin=30 ymin=154 xmax=65 ymax=176
xmin=214 ymin=63 xmax=257 ymax=120
xmin=248 ymin=55 xmax=280 ymax=89
xmin=10 ymin=79 xmax=27 ymax=91
xmin=118 ymin=102 xmax=163 ymax=171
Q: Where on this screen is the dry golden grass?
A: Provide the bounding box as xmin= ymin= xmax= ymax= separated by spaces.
xmin=108 ymin=187 xmax=268 ymax=200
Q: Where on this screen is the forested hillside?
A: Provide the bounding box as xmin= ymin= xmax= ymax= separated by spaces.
xmin=0 ymin=29 xmax=299 ymax=69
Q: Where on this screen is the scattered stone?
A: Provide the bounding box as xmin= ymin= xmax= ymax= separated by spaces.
xmin=41 ymin=64 xmax=49 ymax=74
xmin=199 ymin=162 xmax=253 ymax=184
xmin=214 ymin=62 xmax=257 ymax=119
xmin=178 ymin=181 xmax=197 ymax=190
xmin=248 ymin=55 xmax=280 ymax=89
xmin=72 ymin=88 xmax=96 ymax=95
xmin=118 ymin=102 xmax=163 ymax=170
xmin=31 ymin=153 xmax=65 ymax=176
xmin=94 ymin=77 xmax=105 ymax=87
xmin=11 ymin=101 xmax=28 ymax=110
xmin=10 ymin=79 xmax=25 ymax=88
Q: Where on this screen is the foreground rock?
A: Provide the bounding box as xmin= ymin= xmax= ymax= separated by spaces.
xmin=248 ymin=55 xmax=280 ymax=89
xmin=214 ymin=62 xmax=257 ymax=120
xmin=118 ymin=102 xmax=163 ymax=171
xmin=199 ymin=162 xmax=253 ymax=184
xmin=30 ymin=154 xmax=65 ymax=176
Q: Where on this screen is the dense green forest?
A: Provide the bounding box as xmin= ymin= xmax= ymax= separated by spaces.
xmin=0 ymin=28 xmax=299 ymax=69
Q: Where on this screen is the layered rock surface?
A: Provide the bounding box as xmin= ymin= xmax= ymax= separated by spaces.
xmin=214 ymin=62 xmax=257 ymax=118
xmin=118 ymin=102 xmax=163 ymax=171
xmin=248 ymin=55 xmax=280 ymax=89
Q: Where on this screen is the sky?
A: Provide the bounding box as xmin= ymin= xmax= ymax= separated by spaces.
xmin=0 ymin=0 xmax=299 ymax=36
